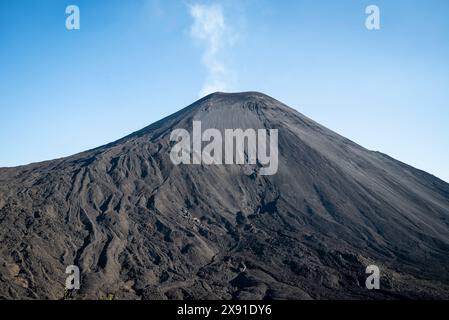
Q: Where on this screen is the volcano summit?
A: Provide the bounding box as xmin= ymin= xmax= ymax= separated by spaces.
xmin=1 ymin=92 xmax=449 ymax=300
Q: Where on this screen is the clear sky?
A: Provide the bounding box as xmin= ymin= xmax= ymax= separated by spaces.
xmin=1 ymin=0 xmax=448 ymax=182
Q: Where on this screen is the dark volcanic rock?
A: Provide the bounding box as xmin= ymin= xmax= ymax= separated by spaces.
xmin=1 ymin=92 xmax=449 ymax=299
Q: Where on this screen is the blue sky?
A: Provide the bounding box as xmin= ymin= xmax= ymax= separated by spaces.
xmin=0 ymin=0 xmax=448 ymax=182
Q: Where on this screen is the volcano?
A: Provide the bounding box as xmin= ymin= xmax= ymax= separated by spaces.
xmin=1 ymin=92 xmax=449 ymax=300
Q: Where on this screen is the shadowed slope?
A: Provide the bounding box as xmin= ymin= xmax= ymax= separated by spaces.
xmin=1 ymin=92 xmax=449 ymax=299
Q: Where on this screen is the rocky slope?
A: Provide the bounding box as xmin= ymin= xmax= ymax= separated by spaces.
xmin=1 ymin=92 xmax=449 ymax=299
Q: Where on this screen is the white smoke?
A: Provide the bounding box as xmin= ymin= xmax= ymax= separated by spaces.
xmin=189 ymin=3 xmax=231 ymax=97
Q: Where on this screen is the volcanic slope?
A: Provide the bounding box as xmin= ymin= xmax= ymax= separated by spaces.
xmin=1 ymin=92 xmax=449 ymax=299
